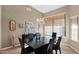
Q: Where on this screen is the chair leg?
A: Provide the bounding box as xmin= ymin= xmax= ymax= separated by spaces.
xmin=21 ymin=48 xmax=25 ymax=54
xmin=59 ymin=48 xmax=61 ymax=54
xmin=50 ymin=50 xmax=53 ymax=54
xmin=21 ymin=49 xmax=24 ymax=54
xmin=55 ymin=50 xmax=57 ymax=54
xmin=52 ymin=50 xmax=53 ymax=54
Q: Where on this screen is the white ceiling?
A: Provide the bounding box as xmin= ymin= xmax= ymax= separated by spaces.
xmin=31 ymin=5 xmax=65 ymax=13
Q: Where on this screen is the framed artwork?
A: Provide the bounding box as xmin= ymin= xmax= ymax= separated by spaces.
xmin=9 ymin=20 xmax=16 ymax=31
xmin=18 ymin=24 xmax=23 ymax=28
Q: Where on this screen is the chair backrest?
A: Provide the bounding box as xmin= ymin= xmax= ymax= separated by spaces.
xmin=47 ymin=38 xmax=55 ymax=53
xmin=52 ymin=32 xmax=57 ymax=39
xmin=47 ymin=44 xmax=52 ymax=54
xmin=22 ymin=34 xmax=28 ymax=43
xmin=55 ymin=37 xmax=62 ymax=48
xmin=35 ymin=33 xmax=41 ymax=40
xmin=18 ymin=38 xmax=27 ymax=54
xmin=22 ymin=33 xmax=34 ymax=42
xmin=49 ymin=38 xmax=55 ymax=44
xmin=28 ymin=33 xmax=34 ymax=42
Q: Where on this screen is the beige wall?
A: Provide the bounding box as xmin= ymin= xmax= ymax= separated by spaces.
xmin=68 ymin=5 xmax=79 ymax=51
xmin=2 ymin=5 xmax=43 ymax=48
xmin=0 ymin=5 xmax=1 ymax=48
xmin=45 ymin=5 xmax=79 ymax=51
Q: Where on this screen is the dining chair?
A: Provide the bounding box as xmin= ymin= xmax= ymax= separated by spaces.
xmin=22 ymin=34 xmax=28 ymax=43
xmin=35 ymin=44 xmax=48 ymax=54
xmin=22 ymin=33 xmax=34 ymax=43
xmin=34 ymin=33 xmax=41 ymax=40
xmin=47 ymin=38 xmax=55 ymax=54
xmin=52 ymin=37 xmax=62 ymax=54
xmin=18 ymin=38 xmax=34 ymax=54
xmin=52 ymin=32 xmax=57 ymax=39
xmin=28 ymin=33 xmax=34 ymax=42
xmin=52 ymin=32 xmax=57 ymax=43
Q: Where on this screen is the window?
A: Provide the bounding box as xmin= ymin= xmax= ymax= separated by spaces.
xmin=44 ymin=14 xmax=65 ymax=37
xmin=45 ymin=26 xmax=52 ymax=36
xmin=53 ymin=19 xmax=64 ymax=37
xmin=71 ymin=16 xmax=78 ymax=42
xmin=71 ymin=24 xmax=78 ymax=42
xmin=54 ymin=25 xmax=64 ymax=37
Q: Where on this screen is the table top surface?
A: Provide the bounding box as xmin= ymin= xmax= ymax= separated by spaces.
xmin=25 ymin=36 xmax=52 ymax=49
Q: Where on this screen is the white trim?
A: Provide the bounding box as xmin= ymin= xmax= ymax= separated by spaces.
xmin=67 ymin=44 xmax=79 ymax=54
xmin=0 ymin=44 xmax=20 ymax=51
xmin=0 ymin=46 xmax=13 ymax=50
xmin=15 ymin=44 xmax=20 ymax=47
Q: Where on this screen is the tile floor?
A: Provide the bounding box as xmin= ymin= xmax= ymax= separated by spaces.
xmin=0 ymin=43 xmax=77 ymax=54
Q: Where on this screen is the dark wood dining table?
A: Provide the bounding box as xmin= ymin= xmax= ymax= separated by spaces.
xmin=25 ymin=36 xmax=52 ymax=50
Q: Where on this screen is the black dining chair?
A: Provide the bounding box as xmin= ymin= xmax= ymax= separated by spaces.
xmin=52 ymin=37 xmax=62 ymax=54
xmin=47 ymin=38 xmax=55 ymax=54
xmin=52 ymin=32 xmax=57 ymax=43
xmin=52 ymin=32 xmax=57 ymax=39
xmin=34 ymin=33 xmax=41 ymax=40
xmin=18 ymin=38 xmax=34 ymax=54
xmin=18 ymin=38 xmax=25 ymax=54
xmin=22 ymin=33 xmax=34 ymax=43
xmin=22 ymin=34 xmax=28 ymax=43
xmin=28 ymin=33 xmax=34 ymax=42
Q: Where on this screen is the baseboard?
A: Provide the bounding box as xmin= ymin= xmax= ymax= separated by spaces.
xmin=0 ymin=44 xmax=20 ymax=51
xmin=15 ymin=44 xmax=20 ymax=47
xmin=67 ymin=44 xmax=79 ymax=54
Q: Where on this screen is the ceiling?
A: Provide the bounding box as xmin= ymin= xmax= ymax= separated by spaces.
xmin=31 ymin=5 xmax=65 ymax=13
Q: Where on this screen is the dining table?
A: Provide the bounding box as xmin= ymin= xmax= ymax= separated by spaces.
xmin=24 ymin=36 xmax=52 ymax=50
xmin=21 ymin=34 xmax=58 ymax=54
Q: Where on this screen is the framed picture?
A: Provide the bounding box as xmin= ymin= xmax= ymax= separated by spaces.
xmin=9 ymin=20 xmax=16 ymax=31
xmin=18 ymin=24 xmax=23 ymax=28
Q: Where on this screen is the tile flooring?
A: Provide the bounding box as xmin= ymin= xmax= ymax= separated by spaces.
xmin=0 ymin=43 xmax=77 ymax=54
